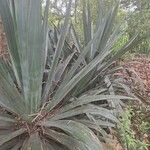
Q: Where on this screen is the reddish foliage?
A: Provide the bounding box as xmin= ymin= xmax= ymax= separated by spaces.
xmin=119 ymin=55 xmax=150 ymax=104
xmin=123 ymin=55 xmax=150 ymax=89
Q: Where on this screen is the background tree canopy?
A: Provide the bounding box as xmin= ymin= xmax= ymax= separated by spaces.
xmin=47 ymin=0 xmax=150 ymax=55
xmin=121 ymin=0 xmax=150 ymax=54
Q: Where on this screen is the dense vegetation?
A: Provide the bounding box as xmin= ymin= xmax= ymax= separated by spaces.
xmin=49 ymin=0 xmax=150 ymax=55
xmin=0 ymin=0 xmax=149 ymax=150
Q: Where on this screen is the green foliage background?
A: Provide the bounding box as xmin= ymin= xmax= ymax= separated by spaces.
xmin=48 ymin=0 xmax=150 ymax=55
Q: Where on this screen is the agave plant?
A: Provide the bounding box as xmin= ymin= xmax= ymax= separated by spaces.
xmin=0 ymin=0 xmax=138 ymax=149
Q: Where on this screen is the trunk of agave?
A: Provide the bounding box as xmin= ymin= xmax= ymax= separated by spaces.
xmin=0 ymin=18 xmax=8 ymax=58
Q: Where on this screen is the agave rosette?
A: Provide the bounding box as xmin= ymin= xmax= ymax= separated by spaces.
xmin=0 ymin=0 xmax=137 ymax=149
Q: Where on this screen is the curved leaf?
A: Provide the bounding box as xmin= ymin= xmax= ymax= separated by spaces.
xmin=45 ymin=129 xmax=88 ymax=150
xmin=57 ymin=95 xmax=134 ymax=113
xmin=42 ymin=120 xmax=103 ymax=150
xmin=0 ymin=128 xmax=26 ymax=146
xmin=51 ymin=104 xmax=118 ymax=122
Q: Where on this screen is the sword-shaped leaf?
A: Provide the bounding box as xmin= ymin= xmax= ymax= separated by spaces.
xmin=42 ymin=120 xmax=103 ymax=150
